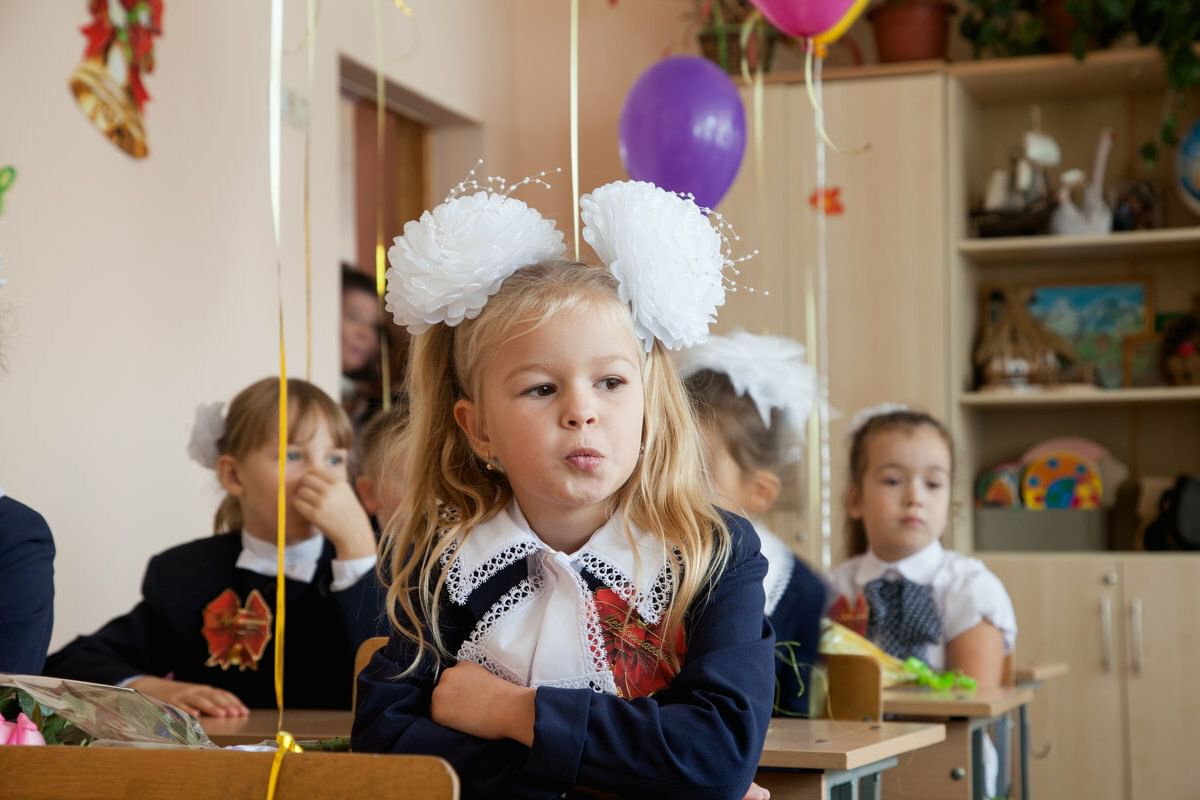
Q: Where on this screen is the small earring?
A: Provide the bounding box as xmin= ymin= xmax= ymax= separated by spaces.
xmin=639 ymin=444 xmax=646 ymax=456
xmin=485 ymin=461 xmax=495 ymax=471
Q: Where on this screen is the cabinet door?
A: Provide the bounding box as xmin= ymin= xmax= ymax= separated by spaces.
xmin=1121 ymin=556 xmax=1200 ymax=800
xmin=718 ymin=74 xmax=948 ymax=566
xmin=983 ymin=555 xmax=1127 ymax=800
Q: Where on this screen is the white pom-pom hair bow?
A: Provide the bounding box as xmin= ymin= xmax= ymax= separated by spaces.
xmin=582 ymin=180 xmax=749 ymax=352
xmin=385 ymin=191 xmax=566 ymax=334
xmin=675 ymin=330 xmax=816 ymax=464
xmin=187 ymin=402 xmax=226 ymax=470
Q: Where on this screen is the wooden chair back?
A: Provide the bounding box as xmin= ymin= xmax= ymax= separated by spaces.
xmin=352 ymin=635 xmax=389 ymax=711
xmin=824 ymin=653 xmax=883 ymax=722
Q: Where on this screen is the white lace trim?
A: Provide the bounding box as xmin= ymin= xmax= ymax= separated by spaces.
xmin=757 ymin=525 xmax=798 ymax=617
xmin=578 ymin=551 xmax=674 ymax=625
xmin=456 ymin=574 xmax=544 ymax=683
xmin=441 ymin=538 xmax=541 ymax=606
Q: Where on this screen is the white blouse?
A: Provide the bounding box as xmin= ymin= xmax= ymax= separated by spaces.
xmin=827 ymin=540 xmax=1017 ymax=671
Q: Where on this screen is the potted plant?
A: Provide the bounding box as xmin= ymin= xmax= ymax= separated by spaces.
xmin=868 ymin=0 xmax=958 ymax=63
xmin=690 ymin=0 xmax=784 ymax=74
xmin=959 ymin=0 xmax=1050 ymax=57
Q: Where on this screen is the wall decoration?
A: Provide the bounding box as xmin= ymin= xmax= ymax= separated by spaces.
xmin=809 ymin=186 xmax=844 ymax=215
xmin=1026 ymin=280 xmax=1151 ymax=389
xmin=69 ymin=0 xmax=164 ymax=159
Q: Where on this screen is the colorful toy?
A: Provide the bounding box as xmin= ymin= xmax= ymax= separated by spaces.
xmin=976 ymin=462 xmax=1022 ymax=508
xmin=1022 ymin=451 xmax=1103 ymax=510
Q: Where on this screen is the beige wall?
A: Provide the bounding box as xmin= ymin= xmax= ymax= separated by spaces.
xmin=0 ymin=1 xmax=692 ymax=653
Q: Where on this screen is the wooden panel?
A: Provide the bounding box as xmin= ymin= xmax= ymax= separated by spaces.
xmin=1121 ymin=555 xmax=1200 ymax=800
xmin=718 ymin=74 xmax=948 ymax=567
xmin=983 ymin=554 xmax=1127 ymax=800
xmin=753 ymin=769 xmax=827 ymax=800
xmin=0 ymin=748 xmax=458 ymax=800
xmin=883 ymin=718 xmax=973 ymax=800
xmin=826 ymin=653 xmax=882 ymax=722
xmin=761 ymin=719 xmax=944 ymax=771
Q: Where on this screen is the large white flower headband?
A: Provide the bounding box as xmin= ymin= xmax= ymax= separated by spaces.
xmin=384 ymin=165 xmax=756 ymax=351
xmin=674 ymin=330 xmax=816 ymax=464
xmin=187 ymin=402 xmax=225 ymax=470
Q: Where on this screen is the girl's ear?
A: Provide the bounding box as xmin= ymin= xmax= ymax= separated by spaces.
xmin=846 ymin=484 xmax=863 ymax=520
xmin=453 ymin=398 xmax=492 ymax=460
xmin=216 ymin=454 xmax=245 ymax=497
xmin=741 ymin=468 xmax=782 ymax=516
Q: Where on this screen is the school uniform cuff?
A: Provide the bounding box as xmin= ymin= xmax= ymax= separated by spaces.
xmin=526 ymin=686 xmax=589 ymax=787
xmin=330 ymin=555 xmax=376 ymax=592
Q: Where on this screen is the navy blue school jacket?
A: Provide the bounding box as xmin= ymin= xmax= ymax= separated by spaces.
xmin=0 ymin=496 xmax=56 ymax=674
xmin=769 ymin=555 xmax=828 ymax=716
xmin=43 ymin=533 xmax=387 ymax=709
xmin=353 ymin=511 xmax=775 ymax=800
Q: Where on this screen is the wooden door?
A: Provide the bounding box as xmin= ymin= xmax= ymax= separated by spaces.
xmin=1120 ymin=555 xmax=1200 ymax=800
xmin=984 ymin=554 xmax=1128 ymax=800
xmin=718 ymin=73 xmax=948 ymax=568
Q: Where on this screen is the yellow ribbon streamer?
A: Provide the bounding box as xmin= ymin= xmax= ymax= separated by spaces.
xmin=569 ymin=0 xmax=580 ymax=261
xmin=268 ymin=0 xmax=289 ymax=729
xmin=265 ymin=731 xmax=304 ymax=800
xmin=803 ymin=43 xmax=869 ymax=156
xmin=372 ymin=0 xmax=392 ymax=411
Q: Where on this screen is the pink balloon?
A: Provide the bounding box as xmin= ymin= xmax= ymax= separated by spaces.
xmin=748 ymin=0 xmax=859 ymax=39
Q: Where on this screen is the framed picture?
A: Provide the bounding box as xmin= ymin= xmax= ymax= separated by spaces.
xmin=1123 ymin=332 xmax=1165 ymax=387
xmin=1025 ymin=280 xmax=1152 ymax=389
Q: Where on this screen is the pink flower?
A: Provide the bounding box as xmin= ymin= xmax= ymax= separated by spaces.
xmin=0 ymin=713 xmax=45 ymax=746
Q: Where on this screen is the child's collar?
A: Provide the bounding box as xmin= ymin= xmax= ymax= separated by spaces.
xmin=855 ymin=539 xmax=945 ymax=586
xmin=442 ymin=501 xmax=671 ymax=624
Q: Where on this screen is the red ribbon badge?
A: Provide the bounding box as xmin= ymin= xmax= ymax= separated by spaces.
xmin=828 ymin=591 xmax=870 ymax=636
xmin=202 ymin=588 xmax=273 ymax=671
xmin=594 ymin=588 xmax=686 ymax=699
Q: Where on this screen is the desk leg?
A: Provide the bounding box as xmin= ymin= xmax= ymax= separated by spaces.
xmin=859 ymin=771 xmax=881 ymax=800
xmin=757 ymin=758 xmax=897 ymax=800
xmin=1019 ymin=703 xmax=1031 ymax=800
xmin=971 ymin=727 xmax=986 ymax=800
xmin=993 ymin=715 xmax=1012 ymax=799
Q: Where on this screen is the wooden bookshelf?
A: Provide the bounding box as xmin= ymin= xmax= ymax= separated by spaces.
xmin=959 ymin=227 xmax=1200 ymax=265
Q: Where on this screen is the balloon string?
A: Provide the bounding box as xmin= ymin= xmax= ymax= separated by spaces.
xmin=569 ymin=0 xmax=580 ymax=261
xmin=267 ymin=0 xmax=289 ymax=730
xmin=813 ymin=54 xmax=832 ymax=572
xmin=372 ymin=0 xmax=392 ymax=411
xmin=804 ymin=43 xmax=870 ymax=156
xmin=303 ymin=0 xmax=316 ymax=380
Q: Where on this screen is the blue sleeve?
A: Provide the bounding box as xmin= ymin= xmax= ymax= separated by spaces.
xmin=526 ymin=512 xmax=775 ymax=800
xmin=770 ymin=556 xmax=829 ymax=716
xmin=352 ymin=629 xmax=564 ymax=800
xmin=0 ymin=498 xmax=56 ymax=674
xmin=332 ymin=569 xmax=390 ymax=649
xmin=43 ymin=554 xmax=173 ymax=685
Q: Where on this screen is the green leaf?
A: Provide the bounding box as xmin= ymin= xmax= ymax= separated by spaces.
xmin=1139 ymin=140 xmax=1159 ymax=168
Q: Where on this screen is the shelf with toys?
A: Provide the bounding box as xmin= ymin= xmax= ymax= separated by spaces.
xmin=945 ymin=46 xmax=1200 ymax=557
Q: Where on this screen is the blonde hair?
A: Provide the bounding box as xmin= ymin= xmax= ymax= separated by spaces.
xmin=213 ymin=377 xmax=354 ymax=533
xmin=381 ymin=260 xmax=731 ymax=672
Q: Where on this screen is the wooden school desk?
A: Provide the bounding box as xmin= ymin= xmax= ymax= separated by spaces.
xmin=0 ymin=747 xmax=458 ymax=800
xmin=201 ymin=708 xmax=353 ymax=746
xmin=1013 ymin=661 xmax=1069 ymax=800
xmin=882 ymin=685 xmax=1034 ymax=800
xmin=756 ymin=718 xmax=946 ymax=800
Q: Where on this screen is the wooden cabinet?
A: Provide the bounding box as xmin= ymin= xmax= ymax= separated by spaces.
xmin=718 ymin=72 xmax=948 ymax=567
xmin=1119 ymin=557 xmax=1200 ymax=800
xmin=986 ymin=554 xmax=1200 ymax=800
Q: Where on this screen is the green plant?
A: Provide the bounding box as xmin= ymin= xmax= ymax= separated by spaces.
xmin=960 ymin=0 xmax=1050 ymax=58
xmin=1068 ymin=0 xmax=1200 ymax=165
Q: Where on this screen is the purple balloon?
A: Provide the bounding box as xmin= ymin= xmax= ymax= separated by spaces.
xmin=619 ymin=56 xmax=746 ymax=210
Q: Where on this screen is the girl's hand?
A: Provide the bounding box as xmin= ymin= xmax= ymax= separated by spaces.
xmin=128 ymin=676 xmax=249 ymax=718
xmin=294 ymin=471 xmax=376 ymax=560
xmin=742 ymin=782 xmax=770 ymax=800
xmin=431 ymin=661 xmax=536 ymax=746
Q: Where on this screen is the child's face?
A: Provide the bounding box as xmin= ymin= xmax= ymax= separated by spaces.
xmin=341 ymin=289 xmax=380 ymax=373
xmin=229 ymin=415 xmax=350 ymax=543
xmin=459 ymin=305 xmax=645 ymax=536
xmin=848 ymin=425 xmax=951 ymax=562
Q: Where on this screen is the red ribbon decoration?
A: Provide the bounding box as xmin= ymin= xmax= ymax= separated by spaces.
xmin=79 ymin=0 xmax=164 ymax=110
